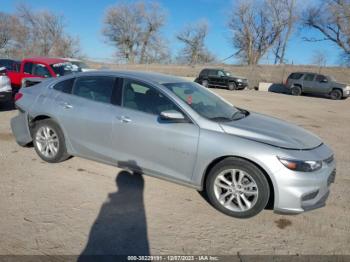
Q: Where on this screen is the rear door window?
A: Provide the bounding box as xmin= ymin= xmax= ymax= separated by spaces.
xmin=53 ymin=78 xmax=75 ymax=94
xmin=304 ymin=74 xmax=315 ymax=81
xmin=208 ymin=70 xmax=217 ymax=76
xmin=72 ymin=76 xmax=116 ymax=104
xmin=23 ymin=62 xmax=33 ymax=74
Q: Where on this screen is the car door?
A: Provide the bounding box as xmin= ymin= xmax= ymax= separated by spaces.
xmin=51 ymin=76 xmax=120 ymax=162
xmin=217 ymin=70 xmax=227 ymax=86
xmin=314 ymin=74 xmax=330 ymax=94
xmin=112 ymin=78 xmax=200 ymax=183
xmin=302 ymin=73 xmax=316 ymax=93
xmin=208 ymin=70 xmax=219 ymax=86
xmin=32 ymin=63 xmax=51 ymax=79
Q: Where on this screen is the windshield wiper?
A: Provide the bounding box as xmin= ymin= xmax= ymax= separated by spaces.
xmin=209 ymin=116 xmax=232 ymax=122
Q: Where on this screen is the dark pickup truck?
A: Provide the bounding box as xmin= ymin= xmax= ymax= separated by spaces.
xmin=195 ymin=68 xmax=248 ymax=90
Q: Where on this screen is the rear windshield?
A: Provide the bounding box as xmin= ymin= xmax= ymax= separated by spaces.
xmin=288 ymin=73 xmax=303 ymax=80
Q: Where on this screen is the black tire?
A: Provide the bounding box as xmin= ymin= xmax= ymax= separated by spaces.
xmin=330 ymin=89 xmax=342 ymax=100
xmin=202 ymin=80 xmax=208 ymax=87
xmin=205 ymin=157 xmax=270 ymax=219
xmin=228 ymin=82 xmax=237 ymax=91
xmin=32 ymin=119 xmax=70 ymax=163
xmin=291 ymin=86 xmax=302 ymax=96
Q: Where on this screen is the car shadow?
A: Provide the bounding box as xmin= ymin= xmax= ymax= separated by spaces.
xmin=78 ymin=167 xmax=149 ymax=260
xmin=268 ymin=83 xmax=291 ymax=94
xmin=0 ymin=100 xmax=15 ymax=112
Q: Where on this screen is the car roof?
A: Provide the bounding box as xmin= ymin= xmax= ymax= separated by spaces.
xmin=201 ymin=68 xmax=225 ymax=71
xmin=290 ymin=72 xmax=321 ymax=75
xmin=24 ymin=57 xmax=67 ymax=65
xmin=71 ymin=70 xmax=189 ymax=85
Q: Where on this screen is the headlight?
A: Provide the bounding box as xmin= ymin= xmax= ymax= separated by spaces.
xmin=278 ymin=157 xmax=322 ymax=172
xmin=236 ymin=79 xmax=243 ymax=82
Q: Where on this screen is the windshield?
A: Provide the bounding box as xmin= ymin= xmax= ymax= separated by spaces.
xmin=51 ymin=62 xmax=79 ymax=76
xmin=163 ymin=82 xmax=246 ymax=121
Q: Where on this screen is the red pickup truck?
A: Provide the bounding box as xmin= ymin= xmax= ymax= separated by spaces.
xmin=7 ymin=57 xmax=77 ymax=89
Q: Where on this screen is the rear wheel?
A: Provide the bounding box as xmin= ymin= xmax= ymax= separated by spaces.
xmin=33 ymin=119 xmax=70 ymax=163
xmin=205 ymin=157 xmax=270 ymax=218
xmin=291 ymin=86 xmax=302 ymax=96
xmin=228 ymin=82 xmax=237 ymax=91
xmin=330 ymin=89 xmax=342 ymax=100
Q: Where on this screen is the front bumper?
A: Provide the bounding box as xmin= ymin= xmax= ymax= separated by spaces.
xmin=0 ymin=91 xmax=12 ymax=102
xmin=343 ymin=88 xmax=350 ymax=97
xmin=272 ymin=145 xmax=336 ymax=214
xmin=237 ymin=81 xmax=248 ymax=89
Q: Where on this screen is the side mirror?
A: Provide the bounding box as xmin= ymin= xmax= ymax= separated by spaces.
xmin=321 ymin=79 xmax=328 ymax=83
xmin=159 ymin=110 xmax=187 ymax=122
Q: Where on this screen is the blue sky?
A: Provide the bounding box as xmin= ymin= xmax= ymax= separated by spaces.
xmin=1 ymin=0 xmax=341 ymax=65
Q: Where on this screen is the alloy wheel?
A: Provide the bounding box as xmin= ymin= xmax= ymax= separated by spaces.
xmin=35 ymin=126 xmax=59 ymax=158
xmin=213 ymin=169 xmax=258 ymax=212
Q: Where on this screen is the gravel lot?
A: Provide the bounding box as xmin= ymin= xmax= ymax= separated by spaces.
xmin=0 ymin=90 xmax=349 ymax=256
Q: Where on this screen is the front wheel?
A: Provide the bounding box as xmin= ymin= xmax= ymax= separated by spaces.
xmin=205 ymin=157 xmax=270 ymax=218
xmin=228 ymin=82 xmax=237 ymax=91
xmin=33 ymin=119 xmax=70 ymax=163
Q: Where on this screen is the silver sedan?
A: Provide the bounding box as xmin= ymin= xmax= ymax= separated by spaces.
xmin=11 ymin=71 xmax=336 ymax=218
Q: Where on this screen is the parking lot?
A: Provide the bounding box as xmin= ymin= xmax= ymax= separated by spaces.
xmin=0 ymin=90 xmax=349 ymax=255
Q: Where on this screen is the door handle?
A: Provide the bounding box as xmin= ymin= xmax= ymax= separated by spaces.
xmin=118 ymin=116 xmax=132 ymax=123
xmin=60 ymin=102 xmax=73 ymax=109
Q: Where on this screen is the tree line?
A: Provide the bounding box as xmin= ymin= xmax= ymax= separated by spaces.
xmin=0 ymin=0 xmax=349 ymax=65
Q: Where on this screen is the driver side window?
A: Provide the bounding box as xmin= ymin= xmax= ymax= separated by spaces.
xmin=122 ymin=79 xmax=178 ymax=115
xmin=218 ymin=71 xmax=225 ymax=77
xmin=33 ymin=64 xmax=51 ymax=78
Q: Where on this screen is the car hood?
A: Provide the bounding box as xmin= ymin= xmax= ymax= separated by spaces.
xmin=220 ymin=112 xmax=323 ymax=150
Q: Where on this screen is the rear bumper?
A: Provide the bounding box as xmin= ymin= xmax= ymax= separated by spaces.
xmin=0 ymin=91 xmax=12 ymax=102
xmin=10 ymin=111 xmax=32 ymax=146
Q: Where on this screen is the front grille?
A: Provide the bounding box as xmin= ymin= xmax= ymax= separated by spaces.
xmin=327 ymin=169 xmax=336 ymax=185
xmin=324 ymin=155 xmax=334 ymax=165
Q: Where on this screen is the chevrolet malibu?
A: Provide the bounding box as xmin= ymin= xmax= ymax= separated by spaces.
xmin=11 ymin=71 xmax=336 ymax=218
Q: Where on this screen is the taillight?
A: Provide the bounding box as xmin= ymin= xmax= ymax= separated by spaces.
xmin=14 ymin=92 xmax=23 ymax=101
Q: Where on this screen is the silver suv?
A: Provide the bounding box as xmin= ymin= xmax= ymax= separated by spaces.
xmin=11 ymin=71 xmax=336 ymax=218
xmin=286 ymin=72 xmax=350 ymax=99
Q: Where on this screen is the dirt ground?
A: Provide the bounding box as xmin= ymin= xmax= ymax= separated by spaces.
xmin=0 ymin=90 xmax=349 ymax=256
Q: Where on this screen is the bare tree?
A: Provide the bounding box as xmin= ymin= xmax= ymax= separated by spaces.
xmin=304 ymin=0 xmax=350 ymax=62
xmin=228 ymin=0 xmax=286 ymax=65
xmin=272 ymin=0 xmax=298 ymax=64
xmin=0 ymin=12 xmax=12 ymax=52
xmin=176 ymin=21 xmax=215 ymax=65
xmin=139 ymin=2 xmax=166 ymax=63
xmin=103 ymin=2 xmax=143 ymax=63
xmin=103 ymin=1 xmax=167 ymax=64
xmin=311 ymin=50 xmax=327 ymax=72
